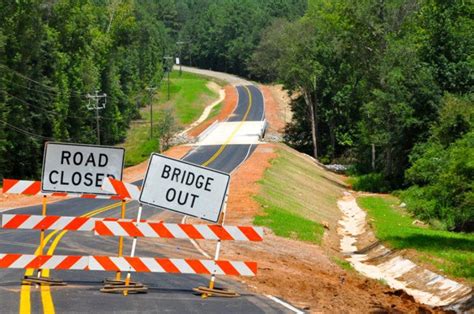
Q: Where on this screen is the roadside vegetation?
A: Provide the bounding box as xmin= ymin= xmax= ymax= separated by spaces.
xmin=357 ymin=196 xmax=474 ymax=283
xmin=254 ymin=145 xmax=346 ymax=244
xmin=122 ymin=71 xmax=219 ymax=166
xmin=246 ymin=1 xmax=473 ymax=232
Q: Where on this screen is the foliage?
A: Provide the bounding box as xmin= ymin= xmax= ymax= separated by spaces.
xmin=358 ymin=196 xmax=474 ymax=282
xmin=249 ymin=0 xmax=473 ymax=230
xmin=401 ymin=95 xmax=473 ymax=231
xmin=351 ymin=173 xmax=391 ymax=193
xmin=177 ymin=0 xmax=307 ymax=77
xmin=0 ymin=0 xmax=170 ymax=180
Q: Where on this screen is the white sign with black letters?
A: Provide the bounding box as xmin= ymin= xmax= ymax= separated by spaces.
xmin=139 ymin=154 xmax=230 ymax=222
xmin=41 ymin=142 xmax=125 ymax=195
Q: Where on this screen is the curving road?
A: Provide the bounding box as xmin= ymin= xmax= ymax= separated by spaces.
xmin=0 ymin=85 xmax=295 ymax=313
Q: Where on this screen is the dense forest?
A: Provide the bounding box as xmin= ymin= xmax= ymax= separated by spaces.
xmin=246 ymin=0 xmax=473 ymax=231
xmin=0 ymin=0 xmax=306 ymax=180
xmin=0 ymin=1 xmax=173 ymax=179
xmin=0 ymin=0 xmax=472 ymax=231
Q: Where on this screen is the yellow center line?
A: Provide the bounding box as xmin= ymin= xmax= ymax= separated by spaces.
xmin=202 ymin=85 xmax=253 ymax=166
xmin=19 ymin=202 xmax=126 ymax=314
xmin=26 ymin=85 xmax=253 ymax=313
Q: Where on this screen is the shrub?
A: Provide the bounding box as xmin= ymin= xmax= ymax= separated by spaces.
xmin=352 ymin=173 xmax=391 ymax=193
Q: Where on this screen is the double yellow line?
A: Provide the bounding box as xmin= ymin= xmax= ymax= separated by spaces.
xmin=19 ymin=202 xmax=127 ymax=313
xmin=19 ymin=85 xmax=253 ymax=313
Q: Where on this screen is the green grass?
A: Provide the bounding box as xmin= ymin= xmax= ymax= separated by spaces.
xmin=254 ymin=201 xmax=324 ymax=243
xmin=358 ymin=196 xmax=474 ymax=283
xmin=207 ymin=102 xmax=222 ymax=120
xmin=253 ymin=146 xmax=347 ymax=244
xmin=331 ymin=256 xmax=353 ymax=271
xmin=161 ymin=71 xmax=217 ymax=124
xmin=122 ymin=70 xmax=219 ymax=166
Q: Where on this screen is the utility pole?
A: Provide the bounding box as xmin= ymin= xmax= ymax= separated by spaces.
xmin=145 ymin=86 xmax=158 ymax=139
xmin=176 ymin=41 xmax=187 ymax=76
xmin=163 ymin=56 xmax=173 ymax=100
xmin=86 ymin=91 xmax=107 ymax=145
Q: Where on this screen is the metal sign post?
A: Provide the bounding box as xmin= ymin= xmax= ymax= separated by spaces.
xmin=203 ymin=190 xmax=228 ymax=298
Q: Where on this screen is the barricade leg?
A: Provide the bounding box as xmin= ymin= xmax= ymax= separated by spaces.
xmin=23 ymin=196 xmax=65 ymax=286
xmin=197 ymin=192 xmax=238 ymax=298
xmin=101 ymin=203 xmax=147 ymax=294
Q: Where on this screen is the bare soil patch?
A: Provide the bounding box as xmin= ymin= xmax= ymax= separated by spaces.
xmin=191 ymin=143 xmax=441 ymax=313
xmin=260 ymin=85 xmax=289 ymax=134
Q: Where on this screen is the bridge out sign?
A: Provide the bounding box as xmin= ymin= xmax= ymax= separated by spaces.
xmin=41 ymin=142 xmax=125 ymax=195
xmin=139 ymin=154 xmax=230 ymax=222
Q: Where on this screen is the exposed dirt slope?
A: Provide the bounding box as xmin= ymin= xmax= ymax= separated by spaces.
xmin=190 ymin=143 xmax=438 ymax=313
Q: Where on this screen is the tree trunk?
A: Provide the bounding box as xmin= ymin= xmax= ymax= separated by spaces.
xmin=329 ymin=116 xmax=336 ymax=160
xmin=303 ymin=90 xmax=318 ymax=159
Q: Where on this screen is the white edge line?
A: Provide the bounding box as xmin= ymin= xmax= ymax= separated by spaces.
xmin=266 ymin=295 xmax=304 ymax=314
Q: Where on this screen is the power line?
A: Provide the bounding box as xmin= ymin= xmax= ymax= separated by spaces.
xmin=0 ymin=118 xmax=55 ymax=141
xmin=0 ymin=64 xmax=86 ymax=97
xmin=0 ymin=77 xmax=58 ymax=97
xmin=2 ymin=90 xmax=60 ymax=116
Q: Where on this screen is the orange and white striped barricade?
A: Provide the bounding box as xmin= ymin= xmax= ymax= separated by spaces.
xmin=101 ymin=177 xmax=140 ymax=201
xmin=0 ymin=253 xmax=257 ymax=276
xmin=88 ymin=256 xmax=257 ymax=276
xmin=1 ymin=214 xmax=145 ymax=232
xmin=95 ymin=220 xmax=264 ymax=242
xmin=2 ymin=179 xmax=125 ymax=200
xmin=94 ymin=219 xmax=264 ymax=296
xmin=0 ymin=254 xmax=89 ymax=271
xmin=2 ymin=178 xmax=128 ymax=285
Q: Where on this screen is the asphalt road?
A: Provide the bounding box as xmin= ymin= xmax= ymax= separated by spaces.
xmin=0 ymin=85 xmax=294 ymax=313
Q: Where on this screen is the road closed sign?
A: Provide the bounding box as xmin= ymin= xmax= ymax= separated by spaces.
xmin=41 ymin=142 xmax=125 ymax=195
xmin=139 ymin=154 xmax=230 ymax=222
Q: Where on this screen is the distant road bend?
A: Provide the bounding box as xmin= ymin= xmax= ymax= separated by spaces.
xmin=0 ymin=80 xmax=298 ymax=313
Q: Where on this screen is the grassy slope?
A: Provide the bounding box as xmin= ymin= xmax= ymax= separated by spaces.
xmin=254 ymin=145 xmax=346 ymax=244
xmin=122 ymin=71 xmax=218 ymax=166
xmin=358 ymin=196 xmax=474 ymax=283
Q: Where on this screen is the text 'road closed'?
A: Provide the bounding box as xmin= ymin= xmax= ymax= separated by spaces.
xmin=139 ymin=154 xmax=230 ymax=222
xmin=42 ymin=142 xmax=124 ymax=195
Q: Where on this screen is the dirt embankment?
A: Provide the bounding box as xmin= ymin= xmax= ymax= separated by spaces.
xmin=193 ymin=142 xmax=438 ymax=313
xmin=259 ymin=85 xmax=291 ymax=134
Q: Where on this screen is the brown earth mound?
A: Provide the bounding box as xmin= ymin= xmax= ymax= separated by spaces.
xmin=193 ymin=143 xmax=441 ymax=313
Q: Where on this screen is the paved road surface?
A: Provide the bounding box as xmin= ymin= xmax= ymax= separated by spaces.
xmin=0 ymin=85 xmax=295 ymax=313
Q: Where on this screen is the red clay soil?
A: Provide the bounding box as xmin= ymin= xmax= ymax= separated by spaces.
xmin=187 ymin=85 xmax=237 ymax=137
xmin=259 ymin=85 xmax=286 ymax=134
xmin=0 ymin=145 xmax=192 ymax=211
xmin=193 ymin=143 xmax=441 ymax=313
